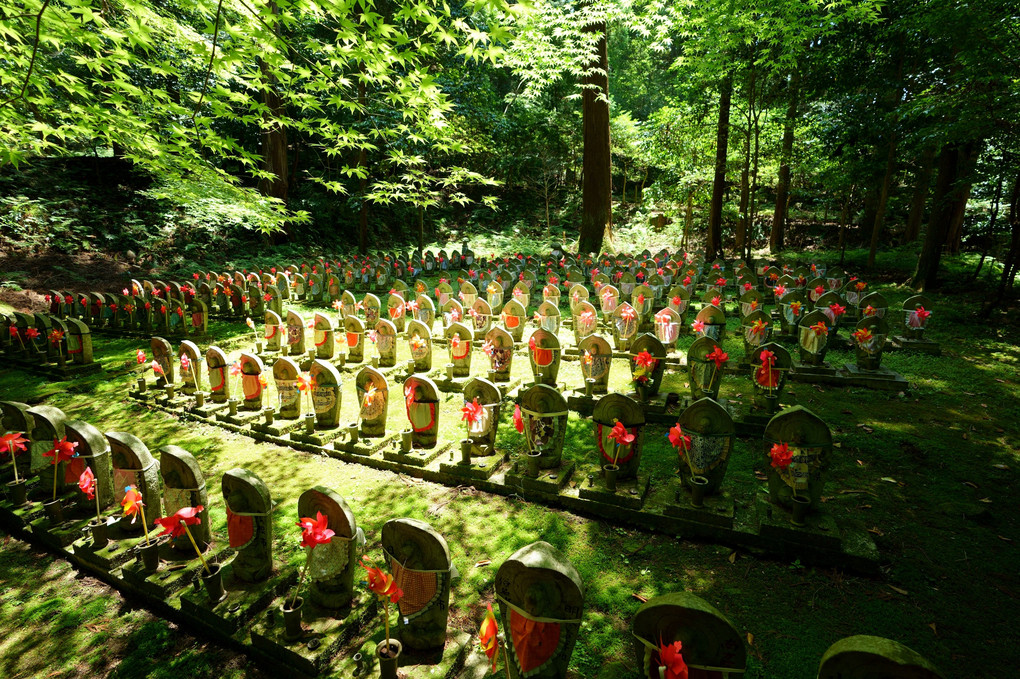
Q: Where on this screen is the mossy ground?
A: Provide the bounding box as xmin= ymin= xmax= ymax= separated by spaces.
xmin=1 ymin=245 xmax=1018 ymax=678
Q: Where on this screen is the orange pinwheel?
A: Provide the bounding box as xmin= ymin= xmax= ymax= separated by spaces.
xmin=362 ymin=384 xmax=378 ymax=407
xmin=853 ymin=328 xmax=874 ymax=345
xmin=122 ymin=485 xmax=145 ymax=524
xmin=361 ymin=560 xmax=403 ymax=603
xmin=810 ymin=321 xmax=828 ymax=336
xmin=478 ymin=603 xmax=500 ymax=671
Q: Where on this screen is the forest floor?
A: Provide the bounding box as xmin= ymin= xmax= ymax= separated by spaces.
xmin=1 ymin=243 xmax=1019 ymax=679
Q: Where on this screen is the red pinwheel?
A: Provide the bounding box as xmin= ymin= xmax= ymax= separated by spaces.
xmin=770 ymin=442 xmax=793 ymax=469
xmin=706 ymin=346 xmax=729 ymax=369
xmin=78 ymin=467 xmax=96 ymax=500
xmin=461 ymin=397 xmax=484 ymax=425
xmin=608 ymin=421 xmax=635 ymax=446
xmin=1 ymin=431 xmax=29 ymax=483
xmin=150 ymin=360 xmax=164 ymax=376
xmin=513 ymin=404 xmax=524 ymax=433
xmin=691 ymin=320 xmax=705 ymax=333
xmin=0 ymin=431 xmax=28 ymax=459
xmin=154 ymin=505 xmax=203 ymax=539
xmin=297 ymin=511 xmax=335 ymax=549
xmin=756 ymin=349 xmax=779 ymax=388
xmin=658 ymin=639 xmax=689 ymax=679
xmin=634 ymin=350 xmax=656 ymax=369
xmin=668 ymin=424 xmax=691 ymax=455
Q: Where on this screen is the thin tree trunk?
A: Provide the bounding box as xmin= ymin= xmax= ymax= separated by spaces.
xmin=745 ymin=108 xmax=764 ymax=263
xmin=904 ymin=147 xmax=935 ymax=242
xmin=971 ymin=173 xmax=1005 ymax=281
xmin=682 ymin=192 xmax=694 ymax=250
xmin=707 ymin=73 xmax=733 ymax=260
xmin=736 ymin=62 xmax=756 ymax=257
xmin=839 ymin=188 xmax=854 ymax=266
xmin=579 ymin=18 xmax=611 ymax=254
xmin=982 ymin=166 xmax=1020 ymax=315
xmin=912 ymin=145 xmax=962 ymax=290
xmin=946 ymin=143 xmax=981 ymax=254
xmin=770 ymin=72 xmax=799 ymax=254
xmin=621 ymin=161 xmax=627 ymax=206
xmin=868 ymin=136 xmax=898 ymax=267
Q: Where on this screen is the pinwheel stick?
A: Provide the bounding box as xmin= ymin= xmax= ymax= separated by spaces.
xmin=93 ymin=474 xmax=101 ymax=522
xmin=707 ymin=362 xmax=720 ymax=393
xmin=501 ymin=639 xmax=511 ymax=679
xmin=290 ymin=547 xmax=311 ymax=609
xmin=183 ymin=523 xmax=210 ymax=574
xmin=139 ymin=501 xmax=151 ymax=546
xmin=51 ymin=459 xmax=59 ymax=501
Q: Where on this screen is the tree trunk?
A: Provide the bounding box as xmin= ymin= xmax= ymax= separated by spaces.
xmin=579 ymin=19 xmax=611 ymax=255
xmin=867 ymin=136 xmax=898 ymax=267
xmin=257 ymin=3 xmax=288 ymax=207
xmin=707 ymin=73 xmax=733 ymax=260
xmin=838 ymin=189 xmax=853 ymax=266
xmin=745 ymin=107 xmax=764 ymax=263
xmin=945 ymin=143 xmax=981 ymax=254
xmin=904 ymin=147 xmax=935 ymax=242
xmin=912 ymin=145 xmax=963 ymax=290
xmin=682 ymin=191 xmax=694 ymax=250
xmin=982 ymin=166 xmax=1020 ymax=315
xmin=620 ymin=161 xmax=627 ymax=206
xmin=736 ymin=62 xmax=756 ymax=257
xmin=770 ymin=72 xmax=799 ymax=254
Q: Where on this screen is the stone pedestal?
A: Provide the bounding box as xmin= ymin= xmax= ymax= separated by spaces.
xmin=577 ymin=466 xmax=650 ymax=510
xmin=249 ymin=595 xmax=378 ymax=677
